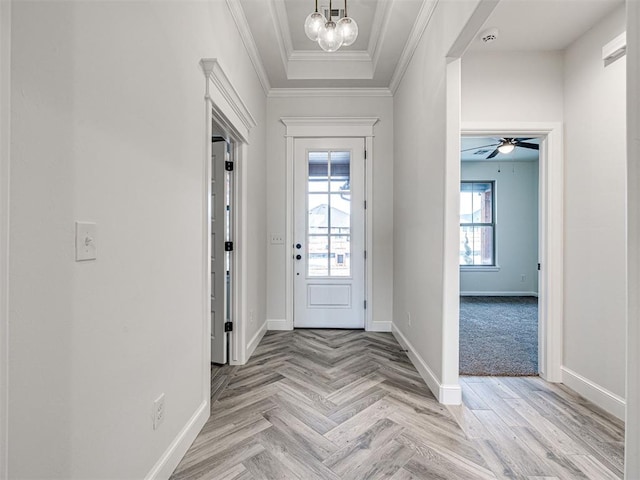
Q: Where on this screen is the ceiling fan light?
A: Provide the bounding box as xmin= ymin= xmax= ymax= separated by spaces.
xmin=337 ymin=16 xmax=358 ymax=46
xmin=304 ymin=11 xmax=326 ymax=41
xmin=497 ymin=142 xmax=515 ymax=154
xmin=318 ymin=20 xmax=344 ymax=52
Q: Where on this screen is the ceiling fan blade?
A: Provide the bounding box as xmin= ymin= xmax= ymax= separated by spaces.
xmin=461 ymin=143 xmax=499 ymax=152
xmin=515 ymin=142 xmax=539 ymax=150
xmin=486 ymin=148 xmax=500 ymax=159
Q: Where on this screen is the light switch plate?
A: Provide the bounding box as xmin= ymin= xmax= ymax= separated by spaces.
xmin=270 ymin=233 xmax=284 ymax=245
xmin=75 ymin=222 xmax=97 ymax=261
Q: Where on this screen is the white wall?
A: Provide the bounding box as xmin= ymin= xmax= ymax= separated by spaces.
xmin=461 ymin=6 xmax=627 ymax=417
xmin=460 ymin=160 xmax=539 ymax=295
xmin=392 ymin=0 xmax=481 ymax=403
xmin=462 ymin=51 xmax=564 ymax=123
xmin=8 ymin=1 xmax=266 ymax=478
xmin=266 ymin=94 xmax=394 ymax=331
xmin=563 ymin=5 xmax=627 ymax=412
xmin=626 ymin=1 xmax=640 ymax=476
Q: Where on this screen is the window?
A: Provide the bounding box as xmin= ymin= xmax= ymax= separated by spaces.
xmin=460 ymin=181 xmax=495 ymax=266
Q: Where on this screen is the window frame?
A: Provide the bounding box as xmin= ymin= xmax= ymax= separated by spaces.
xmin=459 ymin=180 xmax=497 ymax=268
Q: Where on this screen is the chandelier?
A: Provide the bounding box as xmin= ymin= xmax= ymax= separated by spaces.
xmin=304 ymin=0 xmax=358 ymax=52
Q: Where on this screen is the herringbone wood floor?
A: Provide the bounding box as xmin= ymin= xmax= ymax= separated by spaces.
xmin=170 ymin=330 xmax=624 ymax=479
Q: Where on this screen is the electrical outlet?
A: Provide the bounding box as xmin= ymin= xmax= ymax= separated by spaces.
xmin=521 ymin=274 xmax=526 ymax=282
xmin=153 ymin=393 xmax=165 ymax=430
xmin=249 ymin=309 xmax=255 ymax=325
xmin=407 ymin=312 xmax=412 ymax=326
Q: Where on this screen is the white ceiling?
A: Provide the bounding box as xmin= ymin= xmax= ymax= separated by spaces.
xmin=231 ymin=0 xmax=623 ymax=91
xmin=468 ymin=0 xmax=623 ymax=52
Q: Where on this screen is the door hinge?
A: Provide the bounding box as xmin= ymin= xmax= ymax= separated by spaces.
xmin=364 ymin=250 xmax=367 ymax=259
xmin=225 ymin=241 xmax=234 ymax=252
xmin=364 ymin=200 xmax=367 ymax=210
xmin=225 ymin=161 xmax=234 ymax=171
xmin=364 ymin=300 xmax=367 ymax=309
xmin=224 ymin=321 xmax=233 ymax=332
xmin=364 ymin=150 xmax=367 ymax=160
xmin=537 ymin=263 xmax=541 ymax=271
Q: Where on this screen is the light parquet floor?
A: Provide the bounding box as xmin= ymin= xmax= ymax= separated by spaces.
xmin=171 ymin=330 xmax=624 ymax=480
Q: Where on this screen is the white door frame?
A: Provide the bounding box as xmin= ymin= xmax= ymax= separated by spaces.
xmin=201 ymin=58 xmax=256 ymax=388
xmin=453 ymin=122 xmax=564 ymax=384
xmin=281 ymin=117 xmax=378 ymax=331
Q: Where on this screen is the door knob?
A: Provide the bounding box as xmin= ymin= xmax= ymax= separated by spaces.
xmin=295 ymin=243 xmax=302 ymax=249
xmin=296 ymin=254 xmax=302 ymax=260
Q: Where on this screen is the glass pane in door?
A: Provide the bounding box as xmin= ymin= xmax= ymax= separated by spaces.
xmin=306 ymin=149 xmax=353 ymax=277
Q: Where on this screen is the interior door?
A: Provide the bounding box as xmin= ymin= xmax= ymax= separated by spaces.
xmin=211 ymin=138 xmax=230 ymax=363
xmin=294 ymin=137 xmax=365 ymax=329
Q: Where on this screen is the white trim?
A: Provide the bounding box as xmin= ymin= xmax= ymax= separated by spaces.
xmin=267 ymin=319 xmax=292 ymax=331
xmin=144 ymin=401 xmax=209 ymax=480
xmin=626 ymin=2 xmax=640 ymax=476
xmin=442 ymin=59 xmax=462 ymax=390
xmin=392 ymin=325 xmax=462 ymax=405
xmin=388 ymin=0 xmax=439 ymax=94
xmin=368 ymin=0 xmax=395 ymax=72
xmin=460 ymin=291 xmax=539 ymax=297
xmin=365 ymin=136 xmax=374 ymax=333
xmin=0 ymin=0 xmax=10 ymax=476
xmin=281 ymin=117 xmax=379 ymax=332
xmin=368 ymin=321 xmax=392 ymax=333
xmin=459 ymin=122 xmax=564 ymax=384
xmin=231 ymin=143 xmax=249 ymax=365
xmin=200 ymin=58 xmax=255 ymax=374
xmin=246 ymin=320 xmax=268 ymax=360
xmin=270 ymin=0 xmax=294 ymax=64
xmin=200 ymin=59 xmax=257 ymax=140
xmin=460 ymin=266 xmax=500 ymax=272
xmin=281 ymin=117 xmax=378 ymax=137
xmin=561 ymin=367 xmax=626 ymax=420
xmin=268 ymin=88 xmax=392 ymax=98
xmin=225 ymin=0 xmax=271 ymax=95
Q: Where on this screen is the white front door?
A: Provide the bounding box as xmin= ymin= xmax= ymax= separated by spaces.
xmin=293 ymin=138 xmax=365 ymax=329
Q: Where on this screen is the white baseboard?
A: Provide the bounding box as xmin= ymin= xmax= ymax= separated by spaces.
xmin=368 ymin=321 xmax=392 ymax=332
xmin=145 ymin=399 xmax=209 ymax=480
xmin=460 ymin=291 xmax=539 ymax=297
xmin=246 ymin=320 xmax=267 ymax=360
xmin=561 ymin=366 xmax=626 ymax=420
xmin=392 ymin=324 xmax=462 ymax=405
xmin=267 ymin=318 xmax=292 ymax=331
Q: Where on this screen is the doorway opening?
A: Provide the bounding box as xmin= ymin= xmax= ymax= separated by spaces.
xmin=210 ymin=133 xmax=235 ymax=364
xmin=459 ymin=135 xmax=540 ymax=376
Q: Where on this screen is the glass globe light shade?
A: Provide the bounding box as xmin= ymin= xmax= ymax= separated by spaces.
xmin=337 ymin=16 xmax=358 ymax=46
xmin=304 ymin=11 xmax=326 ymax=41
xmin=497 ymin=142 xmax=515 ymax=154
xmin=318 ymin=20 xmax=344 ymax=52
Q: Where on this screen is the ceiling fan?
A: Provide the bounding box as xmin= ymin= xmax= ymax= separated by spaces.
xmin=462 ymin=138 xmax=539 ymax=159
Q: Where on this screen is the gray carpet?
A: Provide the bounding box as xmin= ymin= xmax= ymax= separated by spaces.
xmin=459 ymin=296 xmax=538 ymax=376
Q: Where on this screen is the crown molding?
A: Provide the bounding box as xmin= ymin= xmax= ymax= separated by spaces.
xmin=268 ymin=88 xmax=393 ymax=98
xmin=389 ymin=0 xmax=439 ymax=94
xmin=288 ymin=50 xmax=372 ymax=62
xmin=200 ymin=58 xmax=257 ymax=133
xmin=225 ymin=0 xmax=271 ymax=95
xmin=269 ymin=0 xmax=292 ymax=75
xmin=368 ymin=0 xmax=395 ymax=71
